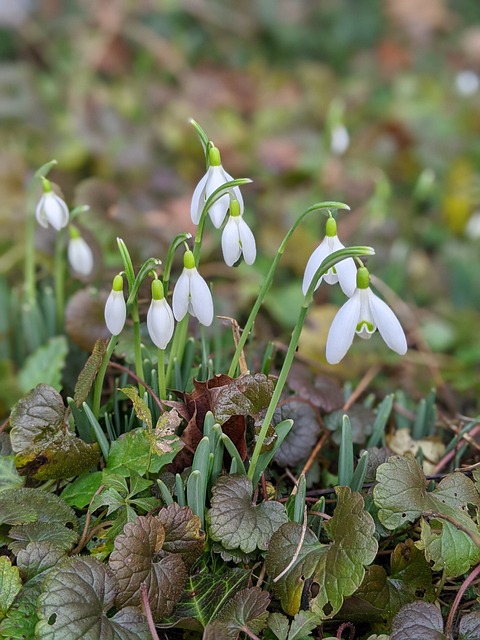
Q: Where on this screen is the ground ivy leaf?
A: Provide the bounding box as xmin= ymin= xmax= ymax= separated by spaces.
xmin=36 ymin=557 xmax=149 ymax=639
xmin=266 ymin=487 xmax=377 ymax=618
xmin=155 ymin=503 xmax=205 ymax=568
xmin=8 ymin=522 xmax=79 ymax=554
xmin=210 ymin=373 xmax=274 ymax=426
xmin=60 ymin=471 xmax=103 ymax=509
xmin=418 ymin=518 xmax=480 ymax=577
xmin=459 ymin=611 xmax=480 ymax=639
xmin=18 ymin=336 xmax=68 ymax=394
xmin=73 ymin=339 xmax=106 ymax=407
xmin=107 ymin=427 xmax=182 ymax=475
xmin=374 ymin=456 xmax=480 ymax=577
xmin=202 ymin=620 xmax=237 ymax=640
xmin=0 ymin=581 xmax=41 ymax=640
xmin=165 ymin=566 xmax=250 ymax=631
xmin=287 ymin=610 xmax=319 ymax=640
xmin=273 ymin=401 xmax=322 ymax=467
xmin=391 ymin=602 xmax=446 ymax=640
xmin=352 ymin=539 xmax=434 ymax=622
xmin=0 ymin=557 xmax=22 ymax=620
xmin=16 ymin=542 xmax=67 ymax=582
xmin=217 ymin=587 xmax=270 ymax=635
xmin=108 ymin=515 xmax=186 ymax=621
xmin=374 ymin=455 xmax=479 ymax=529
xmin=267 ymin=612 xmax=290 ymax=640
xmin=118 ymin=387 xmax=152 ymax=429
xmin=207 ymin=475 xmax=288 ymax=553
xmin=10 ymin=384 xmax=100 ymax=480
xmin=0 ymin=487 xmax=77 ymax=528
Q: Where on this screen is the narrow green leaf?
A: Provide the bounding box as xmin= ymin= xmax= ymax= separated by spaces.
xmin=366 ymin=394 xmax=393 ymax=448
xmin=338 ymin=415 xmax=354 ymax=487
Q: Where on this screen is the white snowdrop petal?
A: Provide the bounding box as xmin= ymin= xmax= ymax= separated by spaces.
xmin=104 ymin=290 xmax=126 ymax=336
xmin=35 ymin=196 xmax=49 ymax=228
xmin=238 ymin=218 xmax=256 ymax=265
xmin=368 ymin=292 xmax=407 ymax=355
xmin=147 ymin=299 xmax=175 ymax=349
xmin=191 ymin=170 xmax=209 ymax=224
xmin=223 ymin=169 xmax=244 ymax=213
xmin=44 ymin=193 xmax=69 ymax=230
xmin=207 ymin=167 xmax=230 ymax=228
xmin=68 ymin=237 xmax=94 ymax=276
xmin=335 ymin=257 xmax=357 ymax=297
xmin=222 ymin=218 xmax=241 ymax=266
xmin=302 ymin=238 xmax=329 ymax=295
xmin=189 ymin=270 xmax=214 ymax=326
xmin=326 ymin=292 xmax=361 ymax=364
xmin=172 ymin=269 xmax=190 ymax=321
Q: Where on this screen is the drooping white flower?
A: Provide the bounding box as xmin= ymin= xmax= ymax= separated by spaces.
xmin=147 ymin=280 xmax=175 ymax=349
xmin=330 ymin=124 xmax=350 ymax=155
xmin=172 ymin=250 xmax=213 ymax=326
xmin=302 ymin=216 xmax=356 ymax=297
xmin=68 ymin=227 xmax=94 ymax=276
xmin=221 ymin=198 xmax=256 ymax=266
xmin=104 ymin=274 xmax=126 ymax=336
xmin=35 ymin=178 xmax=69 ymax=230
xmin=191 ymin=145 xmax=244 ymax=229
xmin=326 ymin=267 xmax=407 ymax=364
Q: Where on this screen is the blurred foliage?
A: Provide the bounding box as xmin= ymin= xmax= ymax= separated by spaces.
xmin=1 ymin=0 xmax=480 ymax=410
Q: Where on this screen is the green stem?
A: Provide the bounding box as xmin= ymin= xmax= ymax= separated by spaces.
xmin=247 ymin=244 xmax=374 ymax=484
xmin=54 ymin=228 xmax=66 ymax=332
xmin=228 ymin=201 xmax=350 ymax=377
xmin=165 ymin=314 xmax=189 ymax=388
xmin=131 ymin=300 xmax=145 ymax=396
xmin=92 ymin=336 xmax=118 ymax=418
xmin=158 ymin=347 xmax=166 ymax=400
xmin=24 ymin=192 xmax=37 ymax=306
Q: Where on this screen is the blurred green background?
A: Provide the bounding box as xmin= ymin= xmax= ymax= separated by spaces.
xmin=1 ymin=0 xmax=480 ymax=411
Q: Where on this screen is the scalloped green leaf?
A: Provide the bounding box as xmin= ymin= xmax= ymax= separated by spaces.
xmin=207 ymin=475 xmax=288 ymax=554
xmin=0 ymin=557 xmax=22 ymax=620
xmin=9 ymin=384 xmax=100 ymax=480
xmin=391 ymin=602 xmax=446 ymax=640
xmin=8 ymin=522 xmax=79 ymax=554
xmin=211 ymin=373 xmax=274 ymax=426
xmin=36 ymin=557 xmax=149 ymax=639
xmin=374 ymin=456 xmax=480 ymax=577
xmin=164 ymin=566 xmax=250 ymax=631
xmin=108 ymin=515 xmax=186 ymax=621
xmin=73 ymin=339 xmax=106 ymax=407
xmin=107 ymin=426 xmax=182 ymax=475
xmin=16 ymin=542 xmax=68 ymax=582
xmin=418 ymin=518 xmax=480 ymax=578
xmin=266 ymin=487 xmax=377 ymax=618
xmin=0 ymin=580 xmax=40 ymax=640
xmin=156 ymin=503 xmax=205 ymax=568
xmin=217 ymin=587 xmax=270 ymax=635
xmin=18 ymin=336 xmax=68 ymax=394
xmin=0 ymin=487 xmax=77 ymax=528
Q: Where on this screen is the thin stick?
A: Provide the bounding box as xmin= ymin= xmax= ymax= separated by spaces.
xmin=294 ymin=432 xmax=330 ymax=493
xmin=140 ymin=582 xmax=161 ymax=640
xmin=107 ymin=361 xmax=164 ymax=413
xmin=445 ymin=562 xmax=480 ymax=638
xmin=273 ymin=506 xmax=308 ymax=583
xmin=342 ymin=365 xmax=381 ymax=412
xmin=71 ymin=484 xmax=105 ymax=554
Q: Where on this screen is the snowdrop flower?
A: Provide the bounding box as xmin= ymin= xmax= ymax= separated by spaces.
xmin=172 ymin=250 xmax=213 ymax=326
xmin=330 ymin=124 xmax=350 ymax=155
xmin=104 ymin=274 xmax=126 ymax=336
xmin=302 ymin=216 xmax=356 ymax=297
xmin=191 ymin=145 xmax=244 ymax=229
xmin=147 ymin=280 xmax=175 ymax=349
xmin=326 ymin=267 xmax=407 ymax=364
xmin=36 ymin=177 xmax=69 ymax=230
xmin=68 ymin=227 xmax=94 ymax=276
xmin=221 ymin=198 xmax=256 ymax=266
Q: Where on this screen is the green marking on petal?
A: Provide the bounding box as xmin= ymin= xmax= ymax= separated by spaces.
xmin=356 ymin=320 xmax=374 ymax=333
